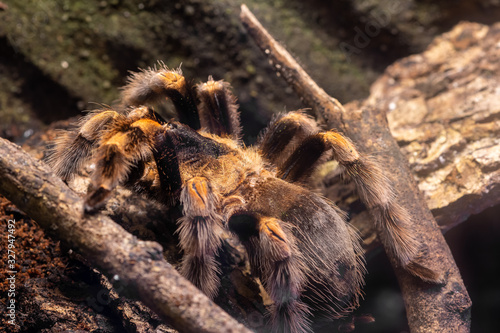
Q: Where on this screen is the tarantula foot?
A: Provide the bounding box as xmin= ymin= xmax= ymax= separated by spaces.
xmin=158 ymin=70 xmax=187 ymax=92
xmin=407 ymin=260 xmax=443 ymax=284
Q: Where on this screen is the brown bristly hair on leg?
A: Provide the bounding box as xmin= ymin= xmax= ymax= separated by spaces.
xmin=47 ymin=110 xmax=122 ymax=182
xmin=345 ymin=157 xmax=441 ymax=282
xmin=258 ymin=111 xmax=320 ymax=169
xmin=121 ymin=63 xmax=184 ymax=107
xmin=196 ymin=76 xmax=242 ymax=139
xmin=233 ymin=215 xmax=313 ymax=333
xmin=120 ymin=63 xmax=200 ymax=129
xmin=177 ymin=177 xmax=224 ymax=299
xmin=278 ymin=130 xmax=440 ymax=282
xmin=85 ymin=117 xmax=162 ymax=212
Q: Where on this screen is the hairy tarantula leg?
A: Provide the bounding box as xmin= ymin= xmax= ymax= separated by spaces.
xmin=151 ymin=126 xmax=183 ymax=203
xmin=259 ymin=218 xmax=311 ymax=333
xmin=113 ymin=107 xmax=169 ymax=196
xmin=85 ymin=118 xmax=163 ymax=212
xmin=49 ymin=106 xmax=167 ymax=183
xmin=48 ymin=110 xmax=122 ymax=182
xmin=280 ymin=131 xmax=439 ymax=282
xmin=229 ymin=214 xmax=311 ymax=333
xmin=196 ymin=77 xmax=242 ymax=139
xmin=258 ymin=111 xmax=320 ymax=167
xmin=121 ymin=65 xmax=200 ymax=129
xmin=178 ymin=177 xmax=224 ymax=299
xmin=135 ymin=106 xmax=169 ymax=125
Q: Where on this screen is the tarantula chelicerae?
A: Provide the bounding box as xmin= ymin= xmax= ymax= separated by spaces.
xmin=49 ymin=64 xmax=437 ymax=333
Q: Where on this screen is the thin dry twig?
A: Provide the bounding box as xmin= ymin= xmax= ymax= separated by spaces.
xmin=240 ymin=4 xmax=471 ymax=332
xmin=0 ymin=137 xmax=251 ymax=333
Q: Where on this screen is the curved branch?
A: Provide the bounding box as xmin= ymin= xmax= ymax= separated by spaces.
xmin=0 ymin=137 xmax=251 ymax=333
xmin=241 ymin=4 xmax=471 ymax=332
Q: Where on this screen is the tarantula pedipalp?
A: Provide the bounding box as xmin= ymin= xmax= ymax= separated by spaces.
xmin=49 ymin=64 xmax=437 ymax=333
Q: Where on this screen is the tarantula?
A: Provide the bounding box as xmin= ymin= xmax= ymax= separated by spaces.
xmin=48 ymin=64 xmax=437 ymax=333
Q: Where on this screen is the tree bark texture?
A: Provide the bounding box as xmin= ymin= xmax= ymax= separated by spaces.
xmin=241 ymin=4 xmax=473 ymax=332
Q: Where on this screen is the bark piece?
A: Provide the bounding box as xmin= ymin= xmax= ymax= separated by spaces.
xmin=365 ymin=21 xmax=500 ymax=232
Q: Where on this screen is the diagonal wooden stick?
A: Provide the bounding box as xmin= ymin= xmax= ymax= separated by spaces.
xmin=241 ymin=4 xmax=471 ymax=332
xmin=0 ymin=137 xmax=251 ymax=333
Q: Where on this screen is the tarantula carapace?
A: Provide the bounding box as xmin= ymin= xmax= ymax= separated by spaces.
xmin=48 ymin=64 xmax=437 ymax=333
